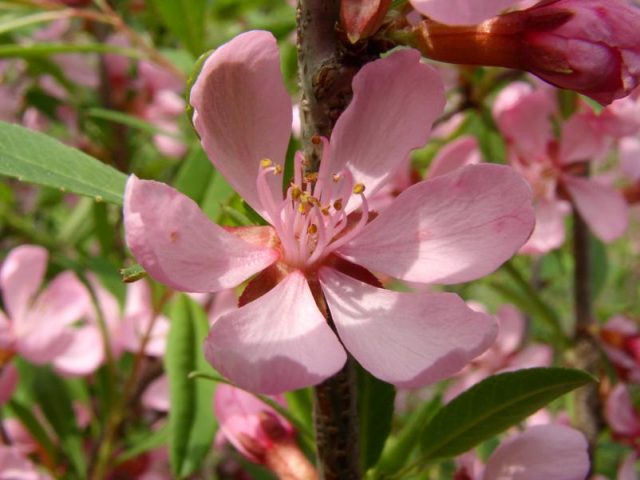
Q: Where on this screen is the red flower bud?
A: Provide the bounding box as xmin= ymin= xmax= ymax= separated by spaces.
xmin=340 ymin=0 xmax=392 ymax=43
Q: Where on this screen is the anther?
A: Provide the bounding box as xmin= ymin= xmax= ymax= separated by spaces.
xmin=333 ymin=199 xmax=343 ymax=211
xmin=332 ymin=173 xmax=341 ymax=183
xmin=304 ymin=173 xmax=318 ymax=183
xmin=353 ymin=183 xmax=366 ymax=194
xmin=307 ymin=224 xmax=318 ymax=234
xmin=311 ymin=135 xmax=321 ymax=145
xmin=274 ymin=164 xmax=283 ymax=174
xmin=260 ymin=158 xmax=273 ymax=168
xmin=321 ymin=206 xmax=331 ymax=216
xmin=291 ymin=186 xmax=302 ymax=200
xmin=298 ymin=203 xmax=311 ymax=214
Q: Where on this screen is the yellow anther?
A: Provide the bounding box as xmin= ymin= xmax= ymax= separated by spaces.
xmin=308 ymin=196 xmax=321 ymax=207
xmin=333 ymin=199 xmax=343 ymax=211
xmin=298 ymin=203 xmax=311 ymax=214
xmin=307 ymin=224 xmax=318 ymax=234
xmin=332 ymin=173 xmax=341 ymax=183
xmin=260 ymin=158 xmax=273 ymax=168
xmin=304 ymin=173 xmax=318 ymax=183
xmin=353 ymin=183 xmax=365 ymax=195
xmin=321 ymin=206 xmax=331 ymax=216
xmin=291 ymin=186 xmax=302 ymax=200
xmin=274 ymin=164 xmax=283 ymax=174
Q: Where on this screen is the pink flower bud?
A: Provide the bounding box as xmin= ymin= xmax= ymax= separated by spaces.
xmin=340 ymin=0 xmax=392 ymax=43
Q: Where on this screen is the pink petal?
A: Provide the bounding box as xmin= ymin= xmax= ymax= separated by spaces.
xmin=213 ymin=383 xmax=291 ymax=463
xmin=427 ymin=135 xmax=481 ymax=179
xmin=558 ymin=113 xmax=608 ymax=165
xmin=328 ymin=49 xmax=445 ymax=208
xmin=618 ymin=452 xmax=638 ymax=480
xmin=319 ymin=267 xmax=497 ymax=388
xmin=0 ymin=363 xmax=18 ymax=405
xmin=620 ymin=137 xmax=640 ymax=182
xmin=0 ymin=445 xmax=51 ymax=480
xmin=494 ymin=304 xmax=525 ymax=356
xmin=493 ymin=82 xmax=555 ymax=159
xmin=53 ymin=325 xmax=104 ymax=377
xmin=124 ymin=176 xmax=279 ymax=293
xmin=0 ymin=245 xmax=47 ymax=323
xmin=337 ymin=164 xmax=535 ymax=284
xmin=563 ymin=174 xmax=628 ymax=242
xmin=506 ymin=344 xmax=553 ymax=371
xmin=15 ymin=272 xmax=88 ymax=365
xmin=520 ymin=199 xmax=569 ymax=255
xmin=204 ymin=271 xmax=347 ymax=394
xmin=410 ymin=0 xmax=520 ymax=26
xmin=142 ymin=375 xmax=170 ymax=412
xmin=483 ymin=425 xmax=590 ymax=480
xmin=189 ymin=30 xmax=291 ymax=220
xmin=605 ymin=384 xmax=640 ymax=436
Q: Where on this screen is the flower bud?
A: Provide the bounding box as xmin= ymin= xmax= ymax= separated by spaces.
xmin=340 ymin=0 xmax=392 ymax=43
xmin=408 ymin=0 xmax=640 ymax=104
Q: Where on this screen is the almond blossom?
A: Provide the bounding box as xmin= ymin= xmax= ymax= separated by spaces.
xmin=493 ymin=81 xmax=628 ymax=253
xmin=124 ymin=30 xmax=536 ymax=394
xmin=454 ymin=424 xmax=589 ymax=480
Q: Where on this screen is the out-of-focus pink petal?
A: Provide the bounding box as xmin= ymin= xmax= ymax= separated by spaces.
xmin=520 ymin=199 xmax=569 ymax=255
xmin=444 ymin=367 xmax=490 ymax=403
xmin=563 ymin=174 xmax=628 ymax=242
xmin=558 ymin=113 xmax=608 ymax=165
xmin=493 ymin=82 xmax=555 ymax=159
xmin=189 ymin=30 xmax=291 ymax=220
xmin=0 ymin=310 xmax=15 ymax=352
xmin=337 ymin=164 xmax=534 ymax=284
xmin=494 ymin=304 xmax=525 ymax=356
xmin=214 ymin=383 xmax=291 ymax=463
xmin=506 ymin=344 xmax=553 ymax=371
xmin=124 ymin=176 xmax=279 ymax=293
xmin=410 ymin=0 xmax=520 ymax=25
xmin=0 ymin=363 xmax=18 ymax=405
xmin=207 ymin=289 xmax=238 ymax=326
xmin=53 ymin=326 xmax=104 ymax=377
xmin=0 ymin=445 xmax=51 ymax=480
xmin=204 ymin=271 xmax=347 ymax=394
xmin=620 ymin=137 xmax=640 ymax=182
xmin=0 ymin=245 xmax=47 ymax=323
xmin=483 ymin=425 xmax=590 ymax=480
xmin=427 ymin=136 xmax=481 ymax=178
xmin=142 ymin=375 xmax=170 ymax=412
xmin=319 ymin=268 xmax=497 ymax=388
xmin=605 ymin=384 xmax=640 ymax=436
xmin=618 ymin=452 xmax=638 ymax=480
xmin=328 ymin=49 xmax=444 ymax=208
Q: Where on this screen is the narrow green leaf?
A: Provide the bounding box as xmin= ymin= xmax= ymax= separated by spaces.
xmin=28 ymin=369 xmax=86 ymax=478
xmin=166 ymin=295 xmax=217 ymax=478
xmin=117 ymin=424 xmax=170 ymax=463
xmin=6 ymin=399 xmax=58 ymax=462
xmin=357 ymin=366 xmax=395 ymax=472
xmin=0 ymin=43 xmax=143 ymax=59
xmin=87 ymin=108 xmax=182 ymax=138
xmin=0 ymin=10 xmax=71 ymax=35
xmin=0 ymin=121 xmax=127 ymax=205
xmin=419 ymin=368 xmax=594 ymax=460
xmin=150 ymin=0 xmax=209 ymax=56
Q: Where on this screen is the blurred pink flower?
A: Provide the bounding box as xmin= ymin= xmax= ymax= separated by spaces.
xmin=494 ymin=81 xmax=628 ymax=252
xmin=600 ymin=316 xmax=640 ymax=384
xmin=605 ymin=383 xmax=640 ymax=451
xmin=0 ymin=245 xmax=89 ymax=368
xmin=125 ymin=30 xmax=535 ymax=394
xmin=446 ymin=304 xmax=553 ymax=401
xmin=0 ymin=363 xmax=17 ymax=405
xmin=0 ymin=446 xmax=51 ymax=480
xmin=454 ymin=424 xmax=589 ymax=480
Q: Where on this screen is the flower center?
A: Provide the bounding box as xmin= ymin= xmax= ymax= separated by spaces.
xmin=255 ymin=139 xmax=370 ymax=270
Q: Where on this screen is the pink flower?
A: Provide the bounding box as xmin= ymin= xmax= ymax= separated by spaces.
xmin=600 ymin=316 xmax=640 ymax=384
xmin=446 ymin=304 xmax=553 ymax=401
xmin=494 ymin=81 xmax=628 ymax=251
xmin=410 ymin=0 xmax=523 ymax=25
xmin=0 ymin=446 xmax=51 ymax=480
xmin=0 ymin=245 xmax=89 ymax=367
xmin=214 ymin=384 xmax=316 ymax=479
xmin=605 ymin=383 xmax=640 ymax=450
xmin=454 ymin=425 xmax=589 ymax=480
xmin=125 ymin=30 xmax=535 ymax=394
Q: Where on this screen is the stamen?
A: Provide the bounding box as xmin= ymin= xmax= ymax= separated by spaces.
xmin=324 ymin=188 xmax=370 ymax=255
xmin=353 ymin=183 xmax=365 ymax=194
xmin=333 ymin=199 xmax=343 ymax=211
xmin=260 ymin=158 xmax=273 ymax=168
xmin=307 ymin=224 xmax=317 ymax=234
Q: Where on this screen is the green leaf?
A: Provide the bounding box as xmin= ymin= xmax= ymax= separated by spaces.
xmin=0 ymin=43 xmax=143 ymax=59
xmin=357 ymin=365 xmax=395 ymax=472
xmin=6 ymin=399 xmax=58 ymax=463
xmin=0 ymin=10 xmax=71 ymax=35
xmin=0 ymin=121 xmax=127 ymax=205
xmin=150 ymin=0 xmax=210 ymax=56
xmin=28 ymin=369 xmax=86 ymax=478
xmin=166 ymin=295 xmax=217 ymax=478
xmin=117 ymin=423 xmax=170 ymax=464
xmin=120 ymin=264 xmax=147 ymax=283
xmin=419 ymin=368 xmax=594 ymax=461
xmin=87 ymin=108 xmax=183 ymax=138
xmin=173 ymin=148 xmax=213 ymax=203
